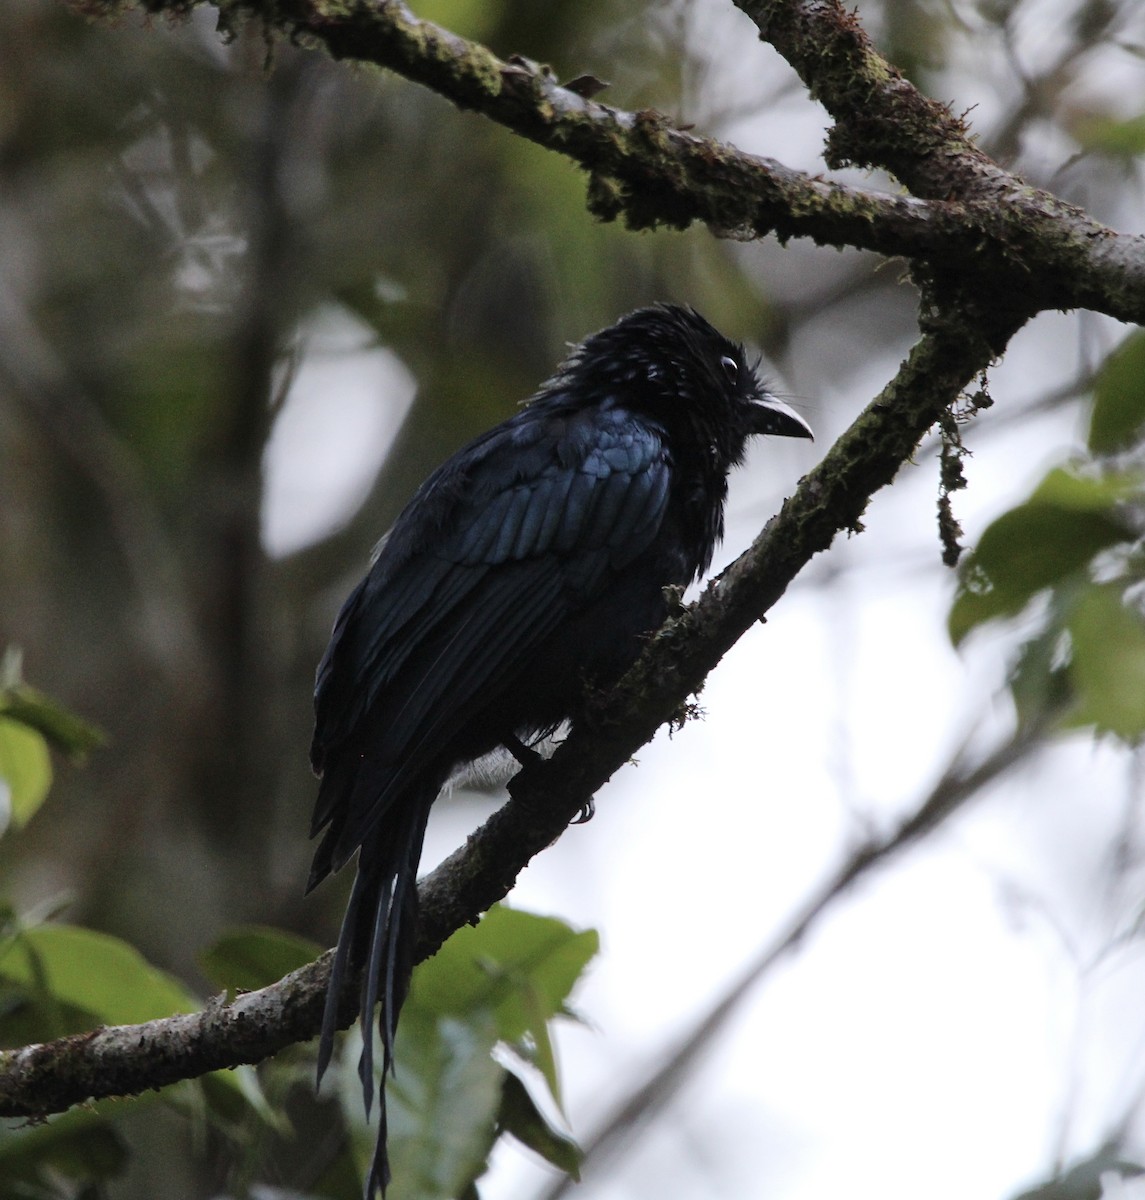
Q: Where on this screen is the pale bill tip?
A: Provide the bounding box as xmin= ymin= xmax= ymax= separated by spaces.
xmin=755 ymin=396 xmax=814 ymax=441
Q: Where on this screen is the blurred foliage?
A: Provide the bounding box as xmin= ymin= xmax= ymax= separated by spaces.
xmin=1010 ymin=1146 xmax=1145 ymax=1200
xmin=199 ymin=924 xmax=324 ymax=997
xmin=0 ymin=680 xmax=281 ymax=1196
xmin=0 ymin=648 xmax=103 ymax=833
xmin=0 ymin=923 xmax=199 ymax=1029
xmin=1072 ymin=112 xmax=1145 ymax=159
xmin=339 ymin=907 xmax=595 ymax=1200
xmin=0 ymin=688 xmax=595 ymax=1196
xmin=951 ymin=331 xmax=1145 ymax=740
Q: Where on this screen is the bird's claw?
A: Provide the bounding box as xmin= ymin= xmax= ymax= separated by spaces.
xmin=571 ymin=798 xmax=595 ymax=824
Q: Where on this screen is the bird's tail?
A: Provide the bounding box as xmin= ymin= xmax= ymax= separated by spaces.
xmin=316 ymin=788 xmax=434 ymax=1198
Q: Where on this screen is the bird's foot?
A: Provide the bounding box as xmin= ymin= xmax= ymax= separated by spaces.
xmin=504 ymin=733 xmax=543 ymax=768
xmin=505 ymin=735 xmax=594 ymax=822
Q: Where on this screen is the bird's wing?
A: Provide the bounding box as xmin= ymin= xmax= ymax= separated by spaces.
xmin=309 ymin=407 xmax=671 ymax=861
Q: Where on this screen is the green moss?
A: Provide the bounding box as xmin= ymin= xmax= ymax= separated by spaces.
xmin=585 ymin=173 xmax=624 ymax=223
xmin=306 ymin=0 xmax=358 ymax=19
xmin=407 ymin=13 xmax=503 ymax=99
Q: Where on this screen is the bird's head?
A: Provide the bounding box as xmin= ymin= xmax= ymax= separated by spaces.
xmin=557 ymin=303 xmax=813 ymax=465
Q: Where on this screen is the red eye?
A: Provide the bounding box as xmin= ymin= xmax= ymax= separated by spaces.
xmin=720 ymin=355 xmax=738 ymax=384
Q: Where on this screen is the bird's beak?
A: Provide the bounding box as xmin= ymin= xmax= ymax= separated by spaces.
xmin=750 ymin=395 xmax=814 ymax=441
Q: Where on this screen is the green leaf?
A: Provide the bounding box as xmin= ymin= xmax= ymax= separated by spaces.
xmin=410 ymin=0 xmax=502 ymax=41
xmin=1030 ymin=464 xmax=1145 ymax=509
xmin=0 ymin=692 xmax=105 ymax=760
xmin=345 ymin=1013 xmax=505 ymax=1200
xmin=199 ymin=1064 xmax=284 ymax=1130
xmin=410 ymin=906 xmax=596 ymax=1103
xmin=1066 ymin=584 xmax=1145 ymax=740
xmin=1007 ymin=616 xmax=1074 ymax=731
xmin=973 ymin=503 xmax=1129 ymax=595
xmin=0 ymin=718 xmax=52 ymax=831
xmin=0 ymin=1109 xmax=127 ymax=1187
xmin=1073 ymin=112 xmax=1145 ymax=158
xmin=0 ymin=924 xmax=198 ymax=1028
xmin=410 ymin=906 xmax=598 ymax=1043
xmin=950 ymin=502 xmax=1130 ymax=644
xmin=0 ymin=648 xmax=104 ymax=761
xmin=199 ymin=925 xmax=324 ymax=996
xmin=1089 ymin=330 xmax=1145 ymax=454
xmin=511 ymin=991 xmax=562 ymax=1106
xmin=335 ymin=908 xmax=596 ymax=1198
xmin=332 ymin=909 xmax=596 ymax=1197
xmin=497 ymin=1070 xmax=581 ymax=1179
xmin=0 ymin=925 xmax=274 ymax=1121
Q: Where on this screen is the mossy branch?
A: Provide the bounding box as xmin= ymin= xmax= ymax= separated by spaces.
xmin=70 ymin=0 xmax=1145 ymax=325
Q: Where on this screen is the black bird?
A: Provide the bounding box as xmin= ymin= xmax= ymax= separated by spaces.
xmin=307 ymin=303 xmax=812 ymax=1195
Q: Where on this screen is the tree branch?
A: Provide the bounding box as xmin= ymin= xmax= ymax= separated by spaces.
xmin=736 ymin=0 xmax=1145 ymax=322
xmin=738 ymin=0 xmax=1001 ymax=195
xmin=539 ymin=717 xmax=1049 ymax=1199
xmin=75 ymin=0 xmax=1145 ymax=324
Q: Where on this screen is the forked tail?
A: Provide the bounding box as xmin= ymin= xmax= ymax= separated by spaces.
xmin=316 ymin=791 xmax=433 ymax=1197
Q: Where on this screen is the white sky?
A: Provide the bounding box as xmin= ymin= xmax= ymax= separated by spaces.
xmin=261 ymin=306 xmax=416 ymax=558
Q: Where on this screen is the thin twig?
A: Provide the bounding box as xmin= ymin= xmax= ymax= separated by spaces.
xmin=537 ymin=719 xmax=1048 ymax=1200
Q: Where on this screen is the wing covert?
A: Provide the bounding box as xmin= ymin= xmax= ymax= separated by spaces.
xmin=312 ymin=405 xmax=673 ymax=825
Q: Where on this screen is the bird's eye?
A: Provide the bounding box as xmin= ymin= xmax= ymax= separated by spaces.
xmin=719 ymin=356 xmax=738 ymax=384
